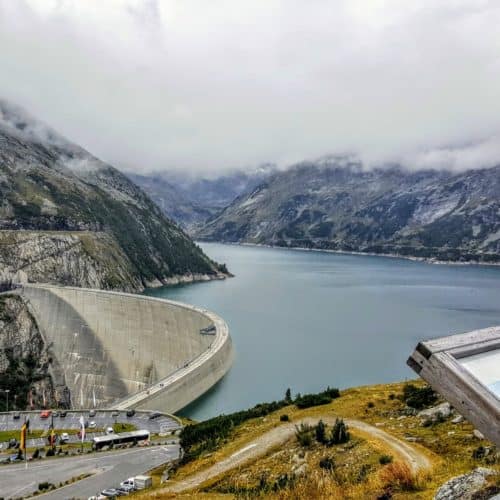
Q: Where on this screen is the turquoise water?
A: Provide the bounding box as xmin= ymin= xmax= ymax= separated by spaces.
xmin=145 ymin=243 xmax=500 ymax=421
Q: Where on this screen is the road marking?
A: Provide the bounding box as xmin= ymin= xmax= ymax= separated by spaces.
xmin=8 ymin=481 xmax=36 ymax=498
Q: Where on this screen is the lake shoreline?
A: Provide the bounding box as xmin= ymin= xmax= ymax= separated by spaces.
xmin=207 ymin=241 xmax=500 ymax=269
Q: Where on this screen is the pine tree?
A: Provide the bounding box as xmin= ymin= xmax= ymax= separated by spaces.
xmin=329 ymin=418 xmax=350 ymax=445
xmin=285 ymin=388 xmax=292 ymax=404
xmin=315 ymin=419 xmax=327 ymax=444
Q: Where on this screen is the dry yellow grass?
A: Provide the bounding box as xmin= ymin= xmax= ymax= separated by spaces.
xmin=134 ymin=380 xmax=499 ymax=499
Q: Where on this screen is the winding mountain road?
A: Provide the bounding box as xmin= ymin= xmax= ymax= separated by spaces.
xmin=164 ymin=417 xmax=432 ymax=493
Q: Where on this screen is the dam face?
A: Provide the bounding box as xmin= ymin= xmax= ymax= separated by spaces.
xmin=21 ymin=284 xmax=233 ymax=413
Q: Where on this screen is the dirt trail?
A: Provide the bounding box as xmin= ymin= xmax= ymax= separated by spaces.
xmin=163 ymin=417 xmax=432 ymax=493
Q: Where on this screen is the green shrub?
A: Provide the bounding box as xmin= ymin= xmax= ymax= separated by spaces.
xmin=472 ymin=446 xmax=486 ymax=460
xmin=329 ymin=418 xmax=350 ymax=445
xmin=295 ymin=387 xmax=340 ymax=409
xmin=280 ymin=414 xmax=289 ymax=422
xmin=38 ymin=482 xmax=53 ymax=491
xmin=295 ymin=423 xmax=314 ymax=447
xmin=379 ymin=454 xmax=393 ymax=465
xmin=402 ymin=384 xmax=437 ymax=409
xmin=315 ymin=420 xmax=327 ymax=444
xmin=319 ymin=456 xmax=335 ymax=470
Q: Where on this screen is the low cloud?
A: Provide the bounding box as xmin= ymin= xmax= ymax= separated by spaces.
xmin=1 ymin=0 xmax=500 ymax=174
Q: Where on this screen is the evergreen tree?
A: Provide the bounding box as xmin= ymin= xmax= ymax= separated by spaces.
xmin=315 ymin=419 xmax=327 ymax=444
xmin=329 ymin=418 xmax=350 ymax=445
xmin=285 ymin=388 xmax=292 ymax=404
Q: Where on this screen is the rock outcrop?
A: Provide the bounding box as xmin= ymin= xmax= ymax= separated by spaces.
xmin=434 ymin=467 xmax=498 ymax=500
xmin=0 ymin=230 xmax=142 ymax=291
xmin=0 ymin=294 xmax=56 ymax=409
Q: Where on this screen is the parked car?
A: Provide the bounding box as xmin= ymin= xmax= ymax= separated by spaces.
xmin=111 ymin=410 xmax=119 ymax=417
xmin=119 ymin=478 xmax=135 ymax=489
xmin=59 ymin=410 xmax=67 ymax=417
xmin=52 ymin=411 xmax=59 ymax=417
xmin=40 ymin=410 xmax=51 ymax=419
xmin=12 ymin=411 xmax=20 ymax=420
xmin=89 ymin=409 xmax=96 ymax=417
xmin=105 ymin=427 xmax=114 ymax=435
xmin=101 ymin=488 xmax=121 ymax=497
xmin=117 ymin=485 xmax=134 ymax=495
xmin=148 ymin=411 xmax=162 ymax=420
xmin=89 ymin=421 xmax=97 ymax=429
xmin=60 ymin=432 xmax=70 ymax=443
xmin=126 ymin=409 xmax=135 ymax=418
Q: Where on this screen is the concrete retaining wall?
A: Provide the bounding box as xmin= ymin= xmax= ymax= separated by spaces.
xmin=22 ymin=284 xmax=233 ymax=413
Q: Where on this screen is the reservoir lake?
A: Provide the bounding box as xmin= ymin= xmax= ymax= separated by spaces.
xmin=145 ymin=243 xmax=500 ymax=421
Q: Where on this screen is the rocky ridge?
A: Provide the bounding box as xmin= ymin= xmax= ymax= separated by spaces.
xmin=196 ymin=158 xmax=500 ymax=263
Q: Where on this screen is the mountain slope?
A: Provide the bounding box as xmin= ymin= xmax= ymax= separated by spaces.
xmin=0 ymin=100 xmax=225 ymax=290
xmin=196 ymin=158 xmax=500 ymax=263
xmin=129 ymin=165 xmax=277 ymax=232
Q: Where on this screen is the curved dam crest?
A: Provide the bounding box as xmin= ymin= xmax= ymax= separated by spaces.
xmin=21 ymin=284 xmax=234 ymax=413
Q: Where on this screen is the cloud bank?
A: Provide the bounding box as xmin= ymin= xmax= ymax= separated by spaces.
xmin=1 ymin=0 xmax=500 ymax=173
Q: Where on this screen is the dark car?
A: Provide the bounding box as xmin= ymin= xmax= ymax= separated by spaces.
xmin=12 ymin=411 xmax=20 ymax=420
xmin=89 ymin=409 xmax=96 ymax=417
xmin=59 ymin=411 xmax=67 ymax=418
xmin=126 ymin=409 xmax=135 ymax=418
xmin=148 ymin=411 xmax=162 ymax=420
xmin=111 ymin=410 xmax=119 ymax=417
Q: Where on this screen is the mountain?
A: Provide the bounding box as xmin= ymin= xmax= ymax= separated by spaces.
xmin=128 ymin=164 xmax=277 ymax=232
xmin=196 ymin=157 xmax=500 ymax=263
xmin=0 ymin=100 xmax=226 ymax=290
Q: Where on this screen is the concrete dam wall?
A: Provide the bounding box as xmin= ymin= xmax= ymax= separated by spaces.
xmin=21 ymin=284 xmax=233 ymax=413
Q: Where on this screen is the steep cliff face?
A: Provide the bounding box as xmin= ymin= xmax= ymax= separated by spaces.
xmin=197 ymin=159 xmax=500 ymax=263
xmin=0 ymin=230 xmax=142 ymax=291
xmin=0 ymin=294 xmax=55 ymax=410
xmin=0 ymin=99 xmax=226 ymax=290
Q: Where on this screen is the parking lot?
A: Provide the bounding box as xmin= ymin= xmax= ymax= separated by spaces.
xmin=0 ymin=409 xmax=181 ymax=449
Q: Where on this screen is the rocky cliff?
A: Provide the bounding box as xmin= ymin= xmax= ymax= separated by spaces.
xmin=0 ymin=230 xmax=142 ymax=291
xmin=0 ymin=99 xmax=226 ymax=290
xmin=196 ymin=158 xmax=500 ymax=263
xmin=0 ymin=294 xmax=55 ymax=410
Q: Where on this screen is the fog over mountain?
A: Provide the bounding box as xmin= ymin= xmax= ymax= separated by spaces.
xmin=1 ymin=1 xmax=500 ymax=174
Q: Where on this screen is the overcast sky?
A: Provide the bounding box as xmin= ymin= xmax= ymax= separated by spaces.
xmin=1 ymin=0 xmax=500 ymax=174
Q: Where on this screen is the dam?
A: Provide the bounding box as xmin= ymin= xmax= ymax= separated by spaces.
xmin=21 ymin=284 xmax=234 ymax=413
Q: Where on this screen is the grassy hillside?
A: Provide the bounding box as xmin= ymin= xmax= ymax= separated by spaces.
xmin=138 ymin=381 xmax=499 ymax=499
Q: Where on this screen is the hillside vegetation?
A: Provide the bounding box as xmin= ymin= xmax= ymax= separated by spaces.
xmin=0 ymin=100 xmax=226 ymax=291
xmin=139 ymin=381 xmax=499 ymax=499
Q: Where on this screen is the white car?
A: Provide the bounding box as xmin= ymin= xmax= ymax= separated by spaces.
xmin=88 ymin=421 xmax=97 ymax=429
xmin=120 ymin=478 xmax=135 ymax=489
xmin=60 ymin=432 xmax=70 ymax=443
xmin=105 ymin=427 xmax=114 ymax=435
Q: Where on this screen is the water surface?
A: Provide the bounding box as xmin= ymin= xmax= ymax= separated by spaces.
xmin=145 ymin=243 xmax=500 ymax=420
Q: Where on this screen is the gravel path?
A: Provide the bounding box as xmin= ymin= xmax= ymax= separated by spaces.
xmin=164 ymin=417 xmax=432 ymax=493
